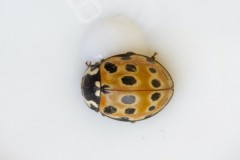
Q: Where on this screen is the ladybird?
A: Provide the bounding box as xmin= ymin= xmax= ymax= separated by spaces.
xmin=81 ymin=52 xmax=174 ymax=122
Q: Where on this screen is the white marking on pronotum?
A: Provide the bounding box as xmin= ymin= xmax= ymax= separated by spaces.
xmin=95 ymin=81 xmax=100 ymax=87
xmin=84 ymin=99 xmax=99 ymax=109
xmin=95 ymin=90 xmax=100 ymax=97
xmin=85 ymin=67 xmax=99 ymax=76
xmin=94 ymin=81 xmax=101 ymax=96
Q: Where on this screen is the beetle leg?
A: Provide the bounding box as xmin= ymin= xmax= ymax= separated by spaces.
xmin=151 ymin=52 xmax=158 ymax=60
xmin=85 ymin=61 xmax=92 ymax=67
xmin=126 ymin=51 xmax=135 ymax=55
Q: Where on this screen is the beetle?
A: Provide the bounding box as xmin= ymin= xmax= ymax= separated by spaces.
xmin=81 ymin=52 xmax=174 ymax=122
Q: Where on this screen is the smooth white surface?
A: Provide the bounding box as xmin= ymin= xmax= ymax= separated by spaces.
xmin=1 ymin=0 xmax=240 ymax=160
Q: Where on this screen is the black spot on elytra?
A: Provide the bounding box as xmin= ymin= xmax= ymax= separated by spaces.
xmin=121 ymin=95 xmax=136 ymax=104
xmin=151 ymin=92 xmax=161 ymax=101
xmin=126 ymin=64 xmax=137 ymax=72
xmin=104 ymin=106 xmax=117 ymax=114
xmin=149 ymin=67 xmax=157 ymax=73
xmin=121 ymin=76 xmax=137 ymax=85
xmin=148 ymin=106 xmax=156 ymax=111
xmin=151 ymin=79 xmax=161 ymax=88
xmin=125 ymin=108 xmax=136 ymax=114
xmin=104 ymin=62 xmax=117 ymax=73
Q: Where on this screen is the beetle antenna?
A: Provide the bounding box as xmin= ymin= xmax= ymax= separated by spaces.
xmin=85 ymin=61 xmax=92 ymax=67
xmin=151 ymin=52 xmax=158 ymax=60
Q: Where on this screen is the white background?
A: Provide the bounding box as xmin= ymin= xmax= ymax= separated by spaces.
xmin=1 ymin=0 xmax=240 ymax=160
